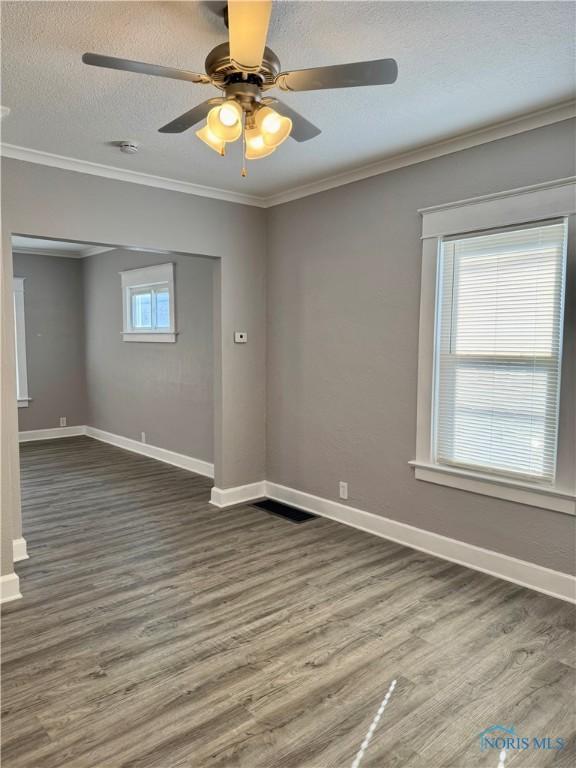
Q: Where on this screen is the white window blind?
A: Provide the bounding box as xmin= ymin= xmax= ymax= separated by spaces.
xmin=433 ymin=219 xmax=567 ymax=483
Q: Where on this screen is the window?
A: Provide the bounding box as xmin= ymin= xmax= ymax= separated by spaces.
xmin=412 ymin=178 xmax=575 ymax=514
xmin=120 ymin=263 xmax=176 ymax=342
xmin=13 ymin=277 xmax=30 ymax=407
xmin=434 ymin=221 xmax=567 ymax=483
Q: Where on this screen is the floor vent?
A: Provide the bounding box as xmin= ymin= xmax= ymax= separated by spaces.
xmin=252 ymin=499 xmax=317 ymax=523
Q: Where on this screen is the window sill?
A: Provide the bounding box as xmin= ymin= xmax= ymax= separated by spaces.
xmin=122 ymin=332 xmax=177 ymax=343
xmin=17 ymin=398 xmax=31 ymax=408
xmin=408 ymin=460 xmax=575 ymax=515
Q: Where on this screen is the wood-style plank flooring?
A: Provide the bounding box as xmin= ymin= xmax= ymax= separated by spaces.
xmin=2 ymin=437 xmax=575 ymax=767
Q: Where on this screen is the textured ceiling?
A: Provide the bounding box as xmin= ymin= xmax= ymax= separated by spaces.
xmin=1 ymin=1 xmax=574 ymax=197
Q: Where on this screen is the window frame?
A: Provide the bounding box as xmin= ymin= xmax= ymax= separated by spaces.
xmin=13 ymin=277 xmax=30 ymax=407
xmin=120 ymin=263 xmax=176 ymax=343
xmin=432 ymin=220 xmax=567 ymax=484
xmin=411 ymin=178 xmax=575 ymax=515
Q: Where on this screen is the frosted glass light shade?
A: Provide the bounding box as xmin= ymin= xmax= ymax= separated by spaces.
xmin=207 ymin=102 xmax=242 ymax=142
xmin=255 ymin=107 xmax=292 ymax=147
xmin=219 ymin=102 xmax=242 ymax=127
xmin=196 ymin=125 xmax=226 ymax=155
xmin=245 ymin=127 xmax=276 ymax=159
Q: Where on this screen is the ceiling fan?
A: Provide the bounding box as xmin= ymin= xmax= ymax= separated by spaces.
xmin=82 ymin=0 xmax=398 ymax=175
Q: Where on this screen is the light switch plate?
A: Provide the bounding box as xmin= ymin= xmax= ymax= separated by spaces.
xmin=234 ymin=331 xmax=247 ymax=344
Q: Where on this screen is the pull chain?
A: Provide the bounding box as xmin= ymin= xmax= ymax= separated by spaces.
xmin=241 ymin=110 xmax=247 ymax=177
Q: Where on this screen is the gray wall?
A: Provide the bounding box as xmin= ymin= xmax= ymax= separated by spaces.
xmin=84 ymin=249 xmax=214 ymax=461
xmin=14 ymin=252 xmax=88 ymax=431
xmin=2 ymin=120 xmax=574 ymax=580
xmin=266 ymin=119 xmax=576 ymax=575
xmin=1 ymin=157 xmax=266 ymax=576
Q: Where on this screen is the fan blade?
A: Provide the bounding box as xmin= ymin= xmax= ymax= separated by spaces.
xmin=228 ymin=1 xmax=272 ymax=72
xmin=272 ymin=100 xmax=321 ymax=142
xmin=82 ymin=53 xmax=210 ymax=84
xmin=276 ymin=59 xmax=398 ymax=92
xmin=159 ymin=100 xmax=222 ymax=133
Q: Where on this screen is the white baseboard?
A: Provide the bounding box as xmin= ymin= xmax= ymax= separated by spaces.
xmin=16 ymin=425 xmax=574 ymax=602
xmin=210 ymin=482 xmax=267 ymax=508
xmin=13 ymin=537 xmax=28 ymax=562
xmin=19 ymin=425 xmax=86 ymax=441
xmin=265 ymin=481 xmax=576 ymax=604
xmin=18 ymin=425 xmax=214 ymax=478
xmin=0 ymin=573 xmax=22 ymax=604
xmin=85 ymin=426 xmax=214 ymax=478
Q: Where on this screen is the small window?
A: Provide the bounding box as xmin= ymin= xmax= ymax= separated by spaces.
xmin=120 ymin=263 xmax=176 ymax=342
xmin=13 ymin=277 xmax=30 ymax=407
xmin=433 ymin=220 xmax=567 ymax=483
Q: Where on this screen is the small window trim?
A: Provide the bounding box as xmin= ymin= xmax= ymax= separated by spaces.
xmin=120 ymin=263 xmax=177 ymax=343
xmin=13 ymin=277 xmax=31 ymax=407
xmin=412 ymin=178 xmax=576 ymax=515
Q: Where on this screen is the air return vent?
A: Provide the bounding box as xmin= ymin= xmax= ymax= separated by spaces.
xmin=252 ymin=499 xmax=316 ymax=523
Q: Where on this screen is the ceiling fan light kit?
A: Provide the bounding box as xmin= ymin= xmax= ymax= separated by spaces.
xmin=245 ymin=125 xmax=276 ymax=159
xmin=82 ymin=1 xmax=398 ymax=177
xmin=255 ymin=106 xmax=292 ymax=148
xmin=207 ymin=100 xmax=243 ymax=142
xmin=195 ymin=124 xmax=227 ymax=156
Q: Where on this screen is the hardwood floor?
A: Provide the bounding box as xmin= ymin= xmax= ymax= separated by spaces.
xmin=2 ymin=437 xmax=575 ymax=768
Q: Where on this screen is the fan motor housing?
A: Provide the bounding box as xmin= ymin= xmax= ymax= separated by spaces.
xmin=224 ymin=81 xmax=262 ymax=110
xmin=205 ymin=42 xmax=280 ymax=91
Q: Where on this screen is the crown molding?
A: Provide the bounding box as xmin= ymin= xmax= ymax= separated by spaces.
xmin=0 ymin=144 xmax=268 ymax=208
xmin=11 ymin=244 xmax=116 ymax=259
xmin=12 ymin=245 xmax=84 ymax=258
xmin=2 ymin=100 xmax=574 ymax=209
xmin=264 ymin=100 xmax=576 ymax=207
xmin=81 ymin=245 xmax=116 ymax=258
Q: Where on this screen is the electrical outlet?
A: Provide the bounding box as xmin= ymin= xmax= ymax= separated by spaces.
xmin=59 ymin=416 xmax=67 ymax=427
xmin=141 ymin=432 xmax=146 ymax=444
xmin=339 ymin=481 xmax=348 ymax=500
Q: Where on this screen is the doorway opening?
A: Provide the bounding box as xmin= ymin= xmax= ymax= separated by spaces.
xmin=12 ymin=234 xmax=218 ymax=501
